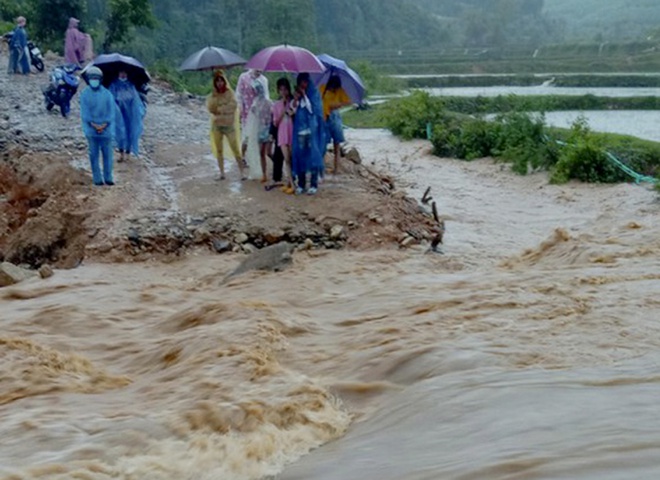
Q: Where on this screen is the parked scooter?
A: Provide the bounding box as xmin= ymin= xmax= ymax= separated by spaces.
xmin=43 ymin=64 xmax=80 ymax=117
xmin=2 ymin=32 xmax=45 ymax=72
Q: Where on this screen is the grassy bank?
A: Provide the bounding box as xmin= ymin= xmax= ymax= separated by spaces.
xmin=344 ymin=92 xmax=660 ymax=185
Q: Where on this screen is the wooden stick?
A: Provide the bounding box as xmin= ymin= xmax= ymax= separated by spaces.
xmin=422 ymin=186 xmax=432 ymax=204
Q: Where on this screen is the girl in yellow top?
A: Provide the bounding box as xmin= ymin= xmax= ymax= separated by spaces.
xmin=207 ymin=71 xmax=246 ymax=180
xmin=320 ymin=75 xmax=352 ymax=175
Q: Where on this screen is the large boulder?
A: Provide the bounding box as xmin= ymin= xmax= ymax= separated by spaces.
xmin=0 ymin=262 xmax=37 ymax=287
xmin=226 ymin=242 xmax=295 ymax=280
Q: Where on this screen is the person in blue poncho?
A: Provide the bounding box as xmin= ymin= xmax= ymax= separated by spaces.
xmin=109 ymin=70 xmax=145 ymax=162
xmin=80 ymin=66 xmax=116 ymax=186
xmin=292 ymin=72 xmax=326 ymax=195
xmin=7 ymin=16 xmax=30 ymax=75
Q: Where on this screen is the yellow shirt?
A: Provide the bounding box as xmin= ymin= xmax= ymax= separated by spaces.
xmin=320 ymin=85 xmax=351 ymax=120
xmin=206 ymin=90 xmax=237 ymax=127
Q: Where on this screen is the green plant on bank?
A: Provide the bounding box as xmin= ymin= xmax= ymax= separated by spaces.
xmin=550 ymin=118 xmax=629 ymax=184
xmin=379 ymin=93 xmax=660 ymax=184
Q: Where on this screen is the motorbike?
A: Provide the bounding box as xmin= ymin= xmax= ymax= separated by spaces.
xmin=42 ymin=64 xmax=81 ymax=117
xmin=2 ymin=31 xmax=45 ymax=72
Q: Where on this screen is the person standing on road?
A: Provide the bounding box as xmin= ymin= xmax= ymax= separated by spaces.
xmin=320 ymin=75 xmax=352 ymax=174
xmin=292 ymin=73 xmax=325 ymax=195
xmin=64 ymin=18 xmax=91 ymax=66
xmin=271 ymin=77 xmax=295 ymax=194
xmin=236 ymin=69 xmax=269 ymax=162
xmin=207 ymin=70 xmax=245 ymax=180
xmin=7 ymin=16 xmax=30 ymax=75
xmin=80 ymin=67 xmax=116 ymax=186
xmin=109 ymin=70 xmax=144 ymax=162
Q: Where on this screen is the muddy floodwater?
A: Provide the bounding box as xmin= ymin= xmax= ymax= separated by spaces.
xmin=2 ymin=125 xmax=659 ymax=480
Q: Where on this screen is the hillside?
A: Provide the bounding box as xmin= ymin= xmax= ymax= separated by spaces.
xmin=543 ymin=0 xmax=660 ymax=41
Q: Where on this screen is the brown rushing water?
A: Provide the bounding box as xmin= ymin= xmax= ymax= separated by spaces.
xmin=2 ymin=130 xmax=659 ymax=479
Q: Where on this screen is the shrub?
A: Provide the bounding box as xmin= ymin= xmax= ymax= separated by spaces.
xmin=550 ymin=118 xmax=626 ymax=184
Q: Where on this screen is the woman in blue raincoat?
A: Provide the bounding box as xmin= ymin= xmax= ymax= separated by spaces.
xmin=109 ymin=70 xmax=145 ymax=162
xmin=292 ymin=72 xmax=325 ymax=195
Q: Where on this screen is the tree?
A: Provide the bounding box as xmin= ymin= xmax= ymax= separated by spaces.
xmin=102 ymin=0 xmax=155 ymax=52
xmin=28 ymin=0 xmax=85 ymax=47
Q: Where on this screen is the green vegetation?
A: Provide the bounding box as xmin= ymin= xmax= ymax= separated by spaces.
xmin=366 ymin=92 xmax=660 ymax=184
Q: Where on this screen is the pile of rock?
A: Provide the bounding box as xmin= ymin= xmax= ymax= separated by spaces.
xmin=0 ymin=262 xmax=54 ymax=287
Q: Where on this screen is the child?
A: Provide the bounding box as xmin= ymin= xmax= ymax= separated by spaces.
xmin=271 ymin=77 xmax=295 ymax=194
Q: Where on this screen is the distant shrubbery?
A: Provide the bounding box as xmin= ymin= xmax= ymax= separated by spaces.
xmin=380 ymin=91 xmax=660 ymax=184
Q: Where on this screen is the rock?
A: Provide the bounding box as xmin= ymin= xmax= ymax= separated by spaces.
xmin=329 ymin=225 xmax=345 ymax=240
xmin=242 ymin=243 xmax=257 ymax=254
xmin=38 ymin=264 xmax=54 ymax=279
xmin=0 ymin=262 xmax=36 ymax=287
xmin=400 ymin=236 xmax=416 ymax=248
xmin=193 ymin=226 xmax=211 ymax=243
xmin=226 ymin=242 xmax=295 ymax=280
xmin=368 ymin=213 xmax=384 ymax=224
xmin=345 ymin=147 xmax=362 ymax=164
xmin=264 ymin=229 xmax=285 ymax=245
xmin=211 ymin=238 xmax=231 ymax=254
xmin=303 ymin=238 xmax=315 ymax=250
xmin=234 ymin=233 xmax=249 ymax=244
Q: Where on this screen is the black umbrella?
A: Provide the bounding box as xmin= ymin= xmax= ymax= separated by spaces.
xmin=84 ymin=53 xmax=151 ymax=87
xmin=179 ymin=46 xmax=246 ymax=71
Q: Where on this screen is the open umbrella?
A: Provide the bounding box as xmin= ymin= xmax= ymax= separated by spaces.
xmin=179 ymin=46 xmax=246 ymax=71
xmin=246 ymin=44 xmax=325 ymax=73
xmin=84 ymin=53 xmax=150 ymax=87
xmin=311 ymin=54 xmax=366 ymax=104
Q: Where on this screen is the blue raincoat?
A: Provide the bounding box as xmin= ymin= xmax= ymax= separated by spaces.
xmin=109 ymin=79 xmax=144 ymax=155
xmin=8 ymin=26 xmax=30 ymax=74
xmin=292 ymin=81 xmax=325 ymax=179
xmin=80 ymin=85 xmax=116 ymax=139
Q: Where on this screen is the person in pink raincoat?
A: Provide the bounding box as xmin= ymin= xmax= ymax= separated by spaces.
xmin=64 ymin=18 xmax=91 ymax=66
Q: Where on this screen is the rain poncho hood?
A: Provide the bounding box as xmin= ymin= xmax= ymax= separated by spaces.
xmin=292 ymin=74 xmax=325 ymax=178
xmin=80 ymin=85 xmax=116 ymax=139
xmin=110 ymin=78 xmax=144 ymax=155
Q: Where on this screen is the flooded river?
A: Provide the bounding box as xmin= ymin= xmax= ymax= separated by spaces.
xmin=2 ymin=130 xmax=659 ymax=478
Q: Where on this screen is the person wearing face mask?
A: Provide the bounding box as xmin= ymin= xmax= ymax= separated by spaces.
xmin=109 ymin=70 xmax=144 ymax=162
xmin=80 ymin=67 xmax=116 ymax=186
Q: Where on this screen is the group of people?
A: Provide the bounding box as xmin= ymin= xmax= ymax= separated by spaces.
xmin=79 ymin=66 xmax=145 ymax=186
xmin=6 ymin=16 xmax=353 ymax=194
xmin=208 ymin=68 xmax=351 ymax=195
xmin=6 ymin=15 xmax=143 ymax=186
xmin=6 ymin=15 xmax=92 ymax=74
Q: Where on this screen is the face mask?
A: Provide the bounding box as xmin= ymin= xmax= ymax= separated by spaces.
xmin=119 ymin=77 xmax=128 ymax=82
xmin=89 ymin=79 xmax=100 ymax=89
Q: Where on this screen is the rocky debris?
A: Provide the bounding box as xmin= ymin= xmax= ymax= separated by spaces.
xmin=211 ymin=238 xmax=231 ymax=254
xmin=234 ymin=233 xmax=249 ymax=244
xmin=38 ymin=264 xmax=54 ymax=279
xmin=226 ymin=242 xmax=295 ymax=280
xmin=0 ymin=262 xmax=37 ymax=287
xmin=329 ymin=225 xmax=345 ymax=240
xmin=344 ymin=146 xmax=362 ymax=165
xmin=399 ymin=236 xmax=416 ymax=248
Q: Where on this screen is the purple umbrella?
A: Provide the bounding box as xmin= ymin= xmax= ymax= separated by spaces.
xmin=311 ymin=53 xmax=366 ymax=105
xmin=246 ymin=44 xmax=326 ymax=73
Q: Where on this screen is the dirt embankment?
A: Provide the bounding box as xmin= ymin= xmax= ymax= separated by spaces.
xmin=0 ymin=57 xmax=441 ymax=269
